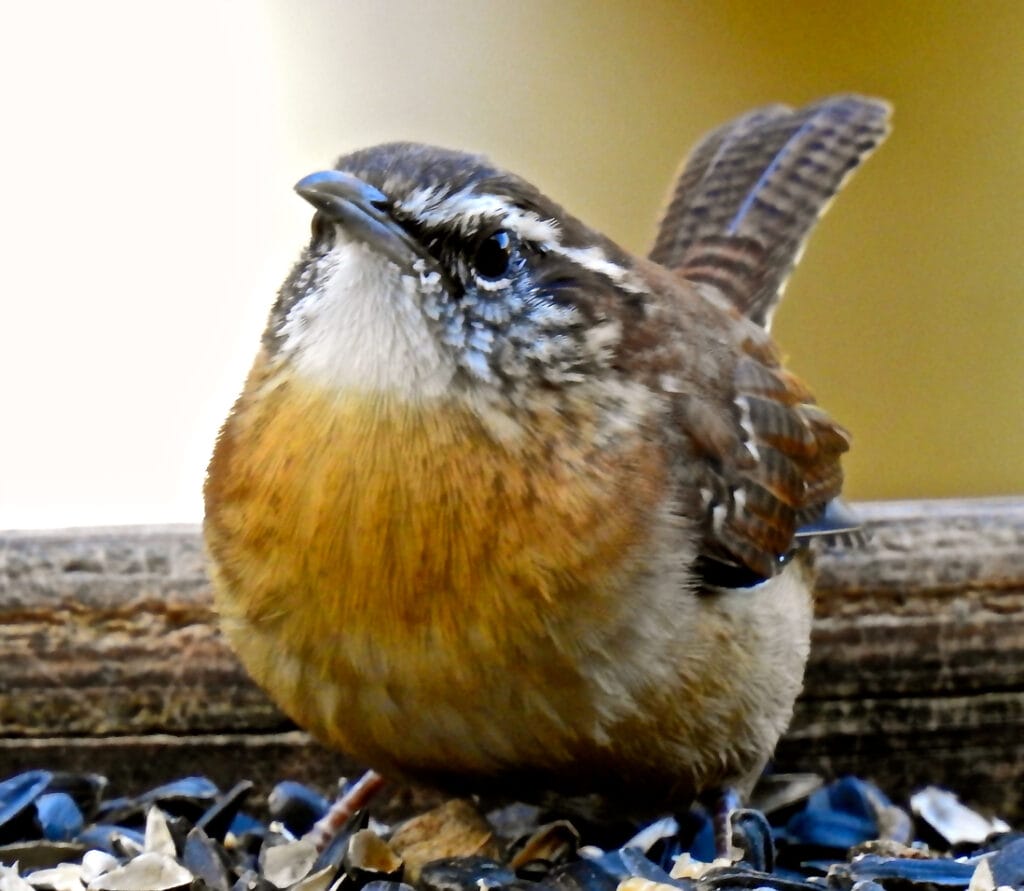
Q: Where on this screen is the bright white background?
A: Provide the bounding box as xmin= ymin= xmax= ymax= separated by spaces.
xmin=2 ymin=3 xmax=286 ymax=527
xmin=1 ymin=1 xmax=1021 ymax=530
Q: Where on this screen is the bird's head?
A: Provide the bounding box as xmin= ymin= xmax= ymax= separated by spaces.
xmin=264 ymin=143 xmax=645 ymax=403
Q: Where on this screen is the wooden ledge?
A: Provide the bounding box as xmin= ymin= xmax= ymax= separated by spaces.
xmin=1 ymin=498 xmax=1022 ymax=816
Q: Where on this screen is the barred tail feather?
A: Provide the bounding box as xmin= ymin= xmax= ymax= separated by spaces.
xmin=650 ymin=95 xmax=891 ymax=328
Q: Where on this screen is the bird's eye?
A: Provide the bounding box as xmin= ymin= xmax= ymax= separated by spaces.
xmin=472 ymin=230 xmax=513 ymax=281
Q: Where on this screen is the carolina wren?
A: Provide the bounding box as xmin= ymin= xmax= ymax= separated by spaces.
xmin=204 ymin=96 xmax=890 ymax=816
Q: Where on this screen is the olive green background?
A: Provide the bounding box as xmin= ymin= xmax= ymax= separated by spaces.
xmin=1 ymin=1 xmax=1020 ymax=528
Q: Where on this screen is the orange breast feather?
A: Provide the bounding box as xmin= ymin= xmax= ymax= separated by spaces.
xmin=204 ymin=364 xmax=668 ymax=775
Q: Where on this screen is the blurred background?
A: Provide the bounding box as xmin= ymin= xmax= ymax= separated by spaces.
xmin=1 ymin=0 xmax=1020 ymax=529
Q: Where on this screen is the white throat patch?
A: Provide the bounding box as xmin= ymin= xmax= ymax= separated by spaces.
xmin=276 ymin=231 xmax=455 ymax=398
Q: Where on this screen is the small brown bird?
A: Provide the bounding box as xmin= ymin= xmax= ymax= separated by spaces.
xmin=204 ymin=96 xmax=889 ymax=822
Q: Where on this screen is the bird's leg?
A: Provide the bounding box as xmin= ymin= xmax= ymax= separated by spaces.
xmin=302 ymin=770 xmax=386 ymax=852
xmin=708 ymin=786 xmax=741 ymax=861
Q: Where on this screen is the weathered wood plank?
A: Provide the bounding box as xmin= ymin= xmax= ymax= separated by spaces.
xmin=805 ymin=499 xmax=1024 ymax=706
xmin=777 ymin=498 xmax=1024 ymax=817
xmin=1 ymin=498 xmax=1022 ymax=816
xmin=0 ymin=526 xmax=275 ymax=737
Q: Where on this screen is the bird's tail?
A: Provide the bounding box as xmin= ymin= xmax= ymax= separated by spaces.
xmin=649 ymin=95 xmax=891 ymax=329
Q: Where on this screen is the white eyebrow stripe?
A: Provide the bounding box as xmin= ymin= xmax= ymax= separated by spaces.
xmin=398 ymin=187 xmax=562 ymax=242
xmin=395 ymin=185 xmax=646 ymax=294
xmin=509 ymin=211 xmax=561 ymax=242
xmin=399 ymin=187 xmax=507 ymax=226
xmin=544 ymin=243 xmax=647 ymax=294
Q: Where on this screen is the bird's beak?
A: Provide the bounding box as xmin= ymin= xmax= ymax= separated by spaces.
xmin=294 ymin=170 xmax=435 ymax=274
